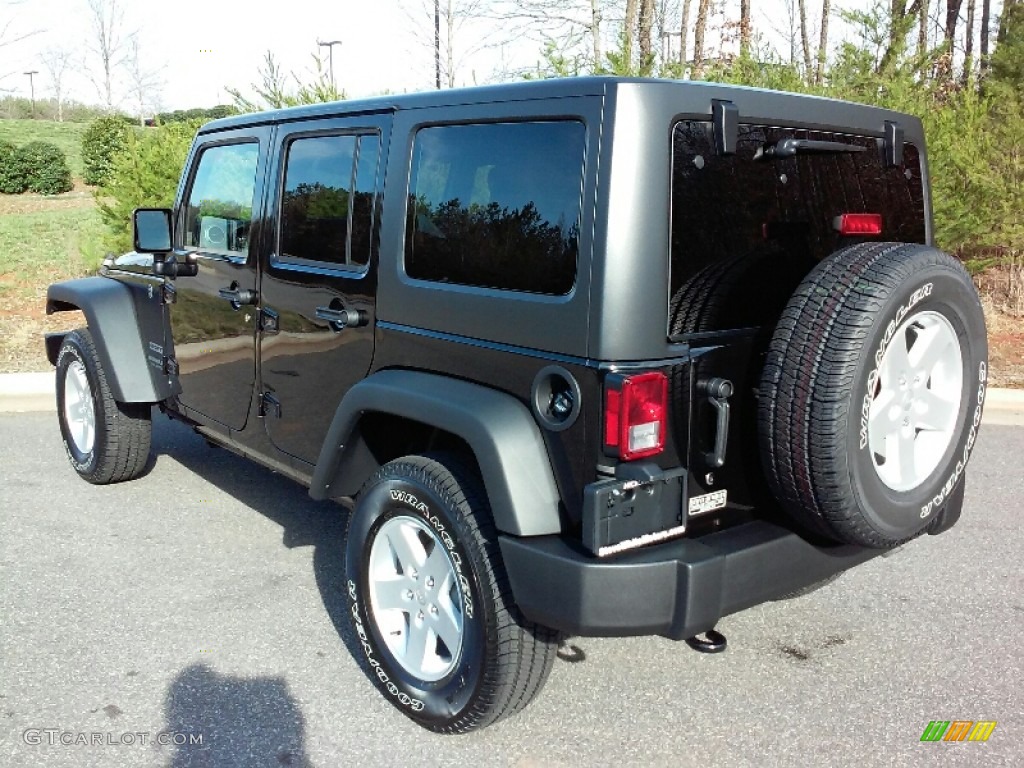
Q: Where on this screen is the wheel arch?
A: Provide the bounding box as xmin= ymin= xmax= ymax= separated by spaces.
xmin=310 ymin=370 xmax=564 ymax=536
xmin=46 ymin=277 xmax=176 ymax=403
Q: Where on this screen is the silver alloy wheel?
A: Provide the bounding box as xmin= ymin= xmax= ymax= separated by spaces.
xmin=367 ymin=515 xmax=465 ymax=682
xmin=868 ymin=310 xmax=963 ymax=492
xmin=63 ymin=360 xmax=96 ymax=456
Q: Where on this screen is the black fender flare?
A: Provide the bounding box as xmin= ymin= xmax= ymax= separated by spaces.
xmin=309 ymin=370 xmax=563 ymax=536
xmin=46 ymin=277 xmax=177 ymax=403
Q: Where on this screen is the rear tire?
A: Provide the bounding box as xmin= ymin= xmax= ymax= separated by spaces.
xmin=55 ymin=328 xmax=152 ymax=484
xmin=344 ymin=453 xmax=557 ymax=733
xmin=758 ymin=243 xmax=987 ymax=547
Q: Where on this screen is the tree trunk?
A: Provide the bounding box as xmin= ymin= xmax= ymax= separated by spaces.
xmin=918 ymin=0 xmax=930 ymax=57
xmin=980 ymin=0 xmax=991 ymax=71
xmin=816 ymin=0 xmax=831 ymax=84
xmin=591 ymin=0 xmax=603 ymax=68
xmin=963 ymin=0 xmax=976 ymax=84
xmin=639 ymin=0 xmax=654 ymax=68
xmin=944 ymin=0 xmax=963 ymax=46
xmin=797 ymin=0 xmax=813 ymax=79
xmin=624 ymin=0 xmax=637 ymax=72
xmin=693 ymin=0 xmax=712 ymax=78
xmin=740 ymin=0 xmax=752 ymax=58
xmin=679 ymin=0 xmax=692 ymax=69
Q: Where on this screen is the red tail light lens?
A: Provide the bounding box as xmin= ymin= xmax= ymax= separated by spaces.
xmin=604 ymin=371 xmax=668 ymax=461
xmin=833 ymin=213 xmax=882 ymax=235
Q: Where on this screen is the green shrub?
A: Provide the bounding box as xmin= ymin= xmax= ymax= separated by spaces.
xmin=81 ymin=116 xmax=131 ymax=186
xmin=0 ymin=140 xmax=28 ymax=193
xmin=15 ymin=141 xmax=73 ymax=195
xmin=97 ymin=120 xmax=200 ymax=253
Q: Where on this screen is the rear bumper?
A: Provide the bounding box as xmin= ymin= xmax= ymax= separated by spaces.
xmin=500 ymin=520 xmax=877 ymax=639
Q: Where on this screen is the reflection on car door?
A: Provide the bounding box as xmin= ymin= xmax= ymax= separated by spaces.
xmin=259 ymin=115 xmax=390 ymax=465
xmin=168 ymin=127 xmax=270 ymax=431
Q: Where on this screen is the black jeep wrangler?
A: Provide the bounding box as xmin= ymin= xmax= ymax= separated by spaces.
xmin=45 ymin=77 xmax=988 ymax=733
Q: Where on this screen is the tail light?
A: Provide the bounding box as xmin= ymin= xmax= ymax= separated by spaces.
xmin=604 ymin=371 xmax=668 ymax=461
xmin=833 ymin=213 xmax=882 ymax=235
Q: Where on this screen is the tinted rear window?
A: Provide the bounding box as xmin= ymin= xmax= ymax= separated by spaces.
xmin=406 ymin=121 xmax=586 ymax=295
xmin=669 ymin=121 xmax=925 ymax=336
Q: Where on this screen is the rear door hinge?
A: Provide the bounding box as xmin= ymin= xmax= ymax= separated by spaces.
xmin=162 ymin=283 xmax=177 ymax=305
xmin=260 ymin=306 xmax=279 ymax=335
xmin=260 ymin=391 xmax=281 ymax=418
xmin=163 ymin=356 xmax=179 ymax=376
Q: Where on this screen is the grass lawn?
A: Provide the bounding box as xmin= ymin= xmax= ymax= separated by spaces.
xmin=0 ymin=119 xmax=88 ymax=179
xmin=0 ymin=193 xmax=102 ymax=371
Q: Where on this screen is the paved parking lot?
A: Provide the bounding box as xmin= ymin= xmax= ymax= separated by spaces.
xmin=1 ymin=411 xmax=1021 ymax=767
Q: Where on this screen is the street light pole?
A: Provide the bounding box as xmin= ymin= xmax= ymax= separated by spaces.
xmin=24 ymin=70 xmax=38 ymax=118
xmin=316 ymin=40 xmax=343 ymax=91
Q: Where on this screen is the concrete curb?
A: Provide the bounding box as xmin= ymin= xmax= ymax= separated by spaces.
xmin=2 ymin=371 xmax=1022 ymax=424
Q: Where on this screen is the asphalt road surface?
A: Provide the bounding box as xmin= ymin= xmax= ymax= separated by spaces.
xmin=1 ymin=412 xmax=1021 ymax=768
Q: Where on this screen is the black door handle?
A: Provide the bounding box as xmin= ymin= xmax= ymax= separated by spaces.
xmin=315 ymin=306 xmax=365 ymax=331
xmin=218 ymin=285 xmax=257 ymax=308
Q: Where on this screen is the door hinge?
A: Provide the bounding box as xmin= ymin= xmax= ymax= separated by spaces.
xmin=163 ymin=356 xmax=179 ymax=376
xmin=260 ymin=306 xmax=279 ymax=335
xmin=260 ymin=391 xmax=281 ymax=418
xmin=162 ymin=283 xmax=177 ymax=305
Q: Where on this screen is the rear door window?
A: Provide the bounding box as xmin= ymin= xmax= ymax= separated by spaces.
xmin=405 ymin=120 xmax=586 ymax=295
xmin=669 ymin=121 xmax=925 ymax=335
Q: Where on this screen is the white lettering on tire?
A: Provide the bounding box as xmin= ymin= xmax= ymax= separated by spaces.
xmin=919 ymin=362 xmax=986 ymax=518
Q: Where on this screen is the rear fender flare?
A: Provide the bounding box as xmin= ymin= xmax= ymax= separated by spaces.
xmin=310 ymin=370 xmax=564 ymax=536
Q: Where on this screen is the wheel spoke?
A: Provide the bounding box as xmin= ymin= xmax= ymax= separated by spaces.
xmin=404 ymin=619 xmax=433 ymax=670
xmin=422 ymin=543 xmax=452 ymax=589
xmin=386 ymin=524 xmax=427 ymax=574
xmin=433 ymin=590 xmax=462 ymax=654
xmin=897 ymin=431 xmax=917 ymax=485
xmin=880 ymin=331 xmax=912 ymax=383
xmin=372 ymin=577 xmax=412 ymax=613
xmin=916 ymin=390 xmax=957 ymax=431
xmin=909 ymin=323 xmax=948 ymax=373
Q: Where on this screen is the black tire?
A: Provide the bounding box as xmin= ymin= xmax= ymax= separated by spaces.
xmin=55 ymin=328 xmax=152 ymax=484
xmin=344 ymin=454 xmax=557 ymax=733
xmin=758 ymin=243 xmax=988 ymax=548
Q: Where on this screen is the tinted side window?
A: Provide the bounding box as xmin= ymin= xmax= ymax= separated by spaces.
xmin=406 ymin=121 xmax=585 ymax=295
xmin=280 ymin=134 xmax=379 ymax=269
xmin=184 ymin=142 xmax=260 ymax=255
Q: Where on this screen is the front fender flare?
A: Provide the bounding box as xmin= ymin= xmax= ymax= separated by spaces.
xmin=310 ymin=370 xmax=563 ymax=536
xmin=47 ymin=277 xmax=176 ymax=403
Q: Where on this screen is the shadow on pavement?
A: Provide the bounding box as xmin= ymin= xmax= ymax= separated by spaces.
xmin=163 ymin=663 xmax=311 ymax=768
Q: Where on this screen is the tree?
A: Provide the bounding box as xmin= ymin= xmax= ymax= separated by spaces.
xmin=797 ymin=0 xmax=813 ymax=77
xmin=124 ymin=36 xmax=162 ymax=125
xmin=638 ymin=0 xmax=654 ymax=67
xmin=692 ymin=0 xmax=712 ymax=77
xmin=678 ymin=0 xmax=691 ymax=68
xmin=980 ymin=0 xmax=991 ymax=72
xmin=227 ymin=50 xmax=344 ymax=112
xmin=963 ymin=0 xmax=976 ymax=84
xmin=0 ymin=1 xmax=41 ymax=89
xmin=740 ymin=0 xmax=752 ymax=58
xmin=816 ymin=0 xmax=831 ymax=84
xmin=86 ymin=0 xmax=129 ymax=110
xmin=41 ymin=48 xmax=72 ymax=122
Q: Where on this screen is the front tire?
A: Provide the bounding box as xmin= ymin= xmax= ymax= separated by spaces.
xmin=55 ymin=328 xmax=152 ymax=484
xmin=345 ymin=454 xmax=557 ymax=733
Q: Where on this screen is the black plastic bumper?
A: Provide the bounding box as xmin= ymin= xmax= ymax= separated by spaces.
xmin=500 ymin=520 xmax=881 ymax=640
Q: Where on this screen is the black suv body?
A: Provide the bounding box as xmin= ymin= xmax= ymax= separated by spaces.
xmin=46 ymin=77 xmax=988 ymax=731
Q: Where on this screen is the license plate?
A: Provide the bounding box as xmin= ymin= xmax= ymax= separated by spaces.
xmin=688 ymin=489 xmax=727 ymax=516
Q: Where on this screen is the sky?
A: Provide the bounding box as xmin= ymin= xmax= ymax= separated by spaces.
xmin=0 ymin=0 xmax=1004 ymax=113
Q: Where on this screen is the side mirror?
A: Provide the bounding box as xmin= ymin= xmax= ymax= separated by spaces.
xmin=133 ymin=208 xmax=173 ymax=253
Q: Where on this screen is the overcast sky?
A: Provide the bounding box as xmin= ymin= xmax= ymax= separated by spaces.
xmin=0 ymin=0 xmax=1003 ymax=113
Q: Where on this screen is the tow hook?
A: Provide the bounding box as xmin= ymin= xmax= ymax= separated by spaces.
xmin=685 ymin=629 xmax=728 ymax=654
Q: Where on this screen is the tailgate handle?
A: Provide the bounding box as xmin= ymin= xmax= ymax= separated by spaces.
xmin=700 ymin=378 xmax=733 ymax=469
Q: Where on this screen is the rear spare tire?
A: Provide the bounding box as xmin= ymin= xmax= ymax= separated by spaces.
xmin=758 ymin=243 xmax=987 ymax=547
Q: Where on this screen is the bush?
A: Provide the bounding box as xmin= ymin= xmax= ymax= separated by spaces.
xmin=0 ymin=140 xmax=28 ymax=194
xmin=15 ymin=141 xmax=73 ymax=195
xmin=81 ymin=116 xmax=131 ymax=186
xmin=97 ymin=120 xmax=201 ymax=253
